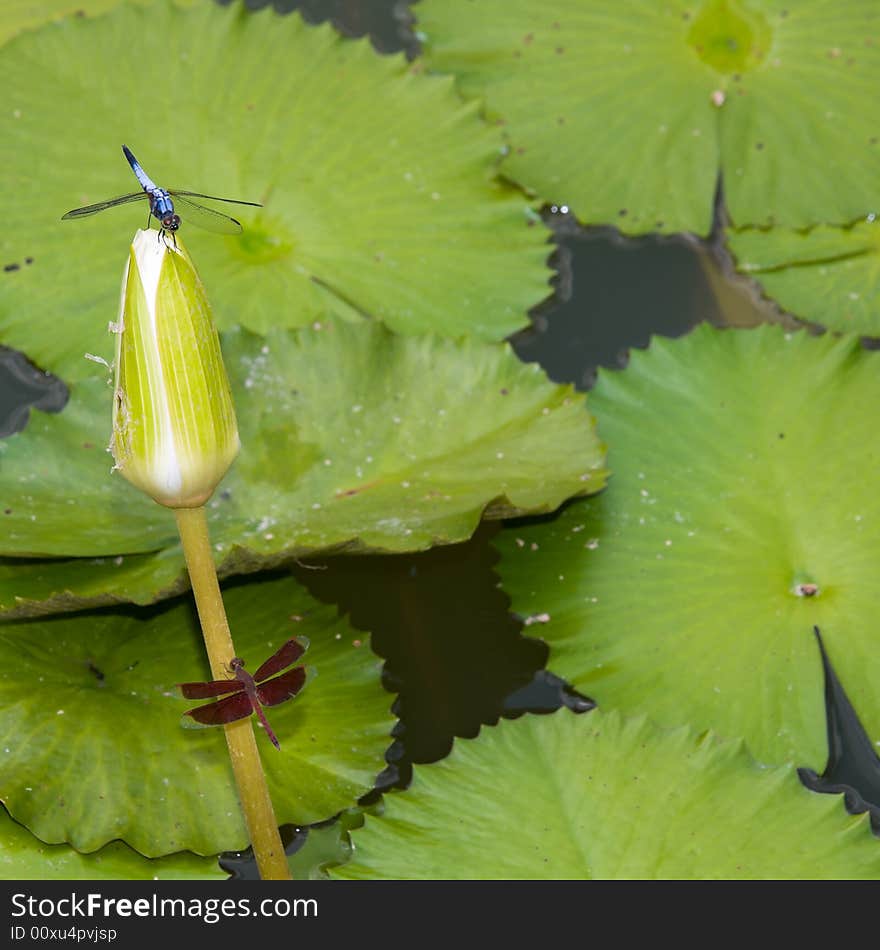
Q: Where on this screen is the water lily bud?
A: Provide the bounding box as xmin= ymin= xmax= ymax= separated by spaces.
xmin=111 ymin=230 xmax=240 ymax=508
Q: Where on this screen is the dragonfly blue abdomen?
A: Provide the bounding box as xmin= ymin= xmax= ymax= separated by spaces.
xmin=120 ymin=145 xmax=179 ymax=232
xmin=62 ymin=145 xmax=261 ymax=237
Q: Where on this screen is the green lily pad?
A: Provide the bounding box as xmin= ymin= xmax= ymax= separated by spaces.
xmin=726 ymin=220 xmax=880 ymax=334
xmin=0 ymin=2 xmax=117 ymax=47
xmin=286 ymin=820 xmax=353 ymax=881
xmin=220 ymin=809 xmax=365 ymax=880
xmin=332 ymin=710 xmax=880 ymax=879
xmin=0 ymin=0 xmax=550 ymax=383
xmin=0 ymin=804 xmax=224 ymax=879
xmin=0 ymin=554 xmax=181 ymax=618
xmin=496 ymin=324 xmax=880 ymax=766
xmin=0 ymin=1 xmax=199 ymax=47
xmin=0 ymin=573 xmax=392 ymax=855
xmin=417 ymin=0 xmax=880 ymax=235
xmin=0 ymin=320 xmax=606 ymax=612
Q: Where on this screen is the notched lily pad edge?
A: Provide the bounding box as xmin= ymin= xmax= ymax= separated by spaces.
xmin=725 ymin=214 xmax=877 ymax=271
xmin=0 ymin=481 xmax=607 ymax=619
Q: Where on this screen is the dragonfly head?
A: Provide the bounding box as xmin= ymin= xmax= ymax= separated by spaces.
xmin=229 ymin=657 xmax=245 ymax=672
xmin=161 ymin=212 xmax=180 ymax=232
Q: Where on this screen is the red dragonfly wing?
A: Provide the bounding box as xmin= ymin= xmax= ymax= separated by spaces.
xmin=253 ymin=637 xmax=308 ymax=682
xmin=256 ymin=667 xmax=308 ymax=707
xmin=178 ymin=677 xmax=242 ymax=699
xmin=184 ymin=691 xmax=254 ymax=726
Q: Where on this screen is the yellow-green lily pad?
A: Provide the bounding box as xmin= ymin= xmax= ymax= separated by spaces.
xmin=0 ymin=573 xmax=392 ymax=855
xmin=333 ymin=710 xmax=880 ymax=879
xmin=418 ymin=0 xmax=880 ymax=235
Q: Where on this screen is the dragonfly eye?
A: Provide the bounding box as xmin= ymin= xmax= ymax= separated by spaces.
xmin=163 ymin=214 xmax=180 ymax=231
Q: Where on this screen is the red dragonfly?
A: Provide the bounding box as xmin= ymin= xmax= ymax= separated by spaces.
xmin=178 ymin=638 xmax=309 ymax=750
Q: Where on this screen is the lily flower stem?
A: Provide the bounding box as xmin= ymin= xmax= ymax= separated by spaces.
xmin=174 ymin=505 xmax=291 ymax=881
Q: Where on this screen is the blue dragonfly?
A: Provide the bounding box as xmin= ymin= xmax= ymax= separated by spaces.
xmin=62 ymin=145 xmax=261 ymax=239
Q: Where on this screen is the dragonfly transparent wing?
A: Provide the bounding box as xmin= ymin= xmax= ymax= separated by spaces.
xmin=169 ymin=194 xmax=246 ymax=234
xmin=171 ymin=192 xmax=262 ymax=234
xmin=171 ymin=190 xmax=262 ymax=209
xmin=61 ymin=192 xmax=147 ymax=220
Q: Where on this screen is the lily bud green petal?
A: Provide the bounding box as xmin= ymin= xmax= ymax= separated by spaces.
xmin=111 ymin=230 xmax=240 ymax=508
